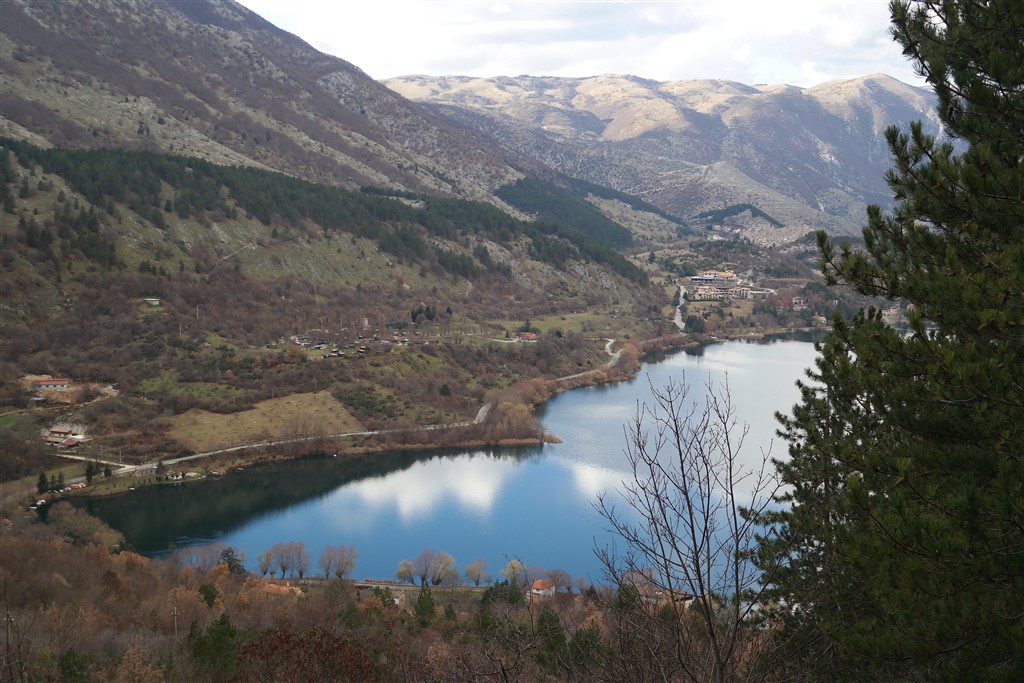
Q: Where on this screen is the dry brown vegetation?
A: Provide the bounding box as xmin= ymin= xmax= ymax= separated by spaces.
xmin=168 ymin=391 xmax=361 ymax=453
xmin=0 ymin=518 xmax=784 ymax=683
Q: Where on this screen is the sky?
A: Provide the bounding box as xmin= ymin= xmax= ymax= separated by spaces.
xmin=235 ymin=0 xmax=925 ymax=88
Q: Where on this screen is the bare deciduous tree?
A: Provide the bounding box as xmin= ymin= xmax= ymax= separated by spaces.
xmin=595 ymin=377 xmax=784 ymax=683
xmin=194 ymin=543 xmax=225 ymax=575
xmin=334 ymin=545 xmax=358 ymax=580
xmin=293 ymin=542 xmax=310 ymax=579
xmin=1 ymin=604 xmax=35 ymax=683
xmin=465 ymin=559 xmax=490 ymax=586
xmin=546 ymin=568 xmax=571 ymax=593
xmin=429 ymin=551 xmax=457 ymax=586
xmin=172 ymin=542 xmax=224 ymax=576
xmin=269 ymin=542 xmax=289 ymax=579
xmin=402 ymin=549 xmax=460 ymax=586
xmin=318 ymin=545 xmax=358 ymax=580
xmin=499 ymin=559 xmax=527 ymax=586
xmin=396 ymin=560 xmax=416 ymax=585
xmin=318 ymin=546 xmax=336 ymax=579
xmin=411 ymin=549 xmax=436 ymax=585
xmin=256 ymin=551 xmax=272 ymax=577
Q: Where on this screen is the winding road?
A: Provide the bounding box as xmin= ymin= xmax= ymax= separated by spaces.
xmin=60 ymin=339 xmax=618 ymax=484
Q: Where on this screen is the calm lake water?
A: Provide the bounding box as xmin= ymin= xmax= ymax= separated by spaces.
xmin=80 ymin=338 xmax=818 ymax=583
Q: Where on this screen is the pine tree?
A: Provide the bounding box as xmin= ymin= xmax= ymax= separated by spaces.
xmin=758 ymin=0 xmax=1024 ymax=678
xmin=413 ymin=584 xmax=435 ymax=626
xmin=536 ymin=606 xmax=568 ymax=672
xmin=187 ymin=614 xmax=237 ymax=679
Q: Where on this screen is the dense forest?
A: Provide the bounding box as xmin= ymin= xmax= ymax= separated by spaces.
xmin=694 ymin=203 xmax=782 ymax=228
xmin=559 ymin=174 xmax=688 ymax=229
xmin=0 ymin=139 xmax=646 ymax=285
xmin=495 ymin=177 xmax=634 ymax=248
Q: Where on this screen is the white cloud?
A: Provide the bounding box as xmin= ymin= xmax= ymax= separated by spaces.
xmin=237 ymin=0 xmax=924 ymax=87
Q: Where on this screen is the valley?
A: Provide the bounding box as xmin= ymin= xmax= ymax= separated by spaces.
xmin=4 ymin=0 xmax=1012 ymax=680
xmin=0 ymin=134 xmax=844 ymax=490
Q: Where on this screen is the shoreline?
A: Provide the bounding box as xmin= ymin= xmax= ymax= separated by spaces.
xmin=60 ymin=327 xmax=819 ymax=501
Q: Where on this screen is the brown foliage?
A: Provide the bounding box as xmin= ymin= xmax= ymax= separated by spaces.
xmin=114 ymin=643 xmax=165 ymax=683
xmin=46 ymin=501 xmax=125 ymax=549
xmin=232 ymin=626 xmax=382 ymax=683
xmin=0 ymin=516 xmax=785 ymax=682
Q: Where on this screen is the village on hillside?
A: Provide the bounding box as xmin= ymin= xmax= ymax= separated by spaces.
xmin=684 ymin=269 xmax=773 ymax=301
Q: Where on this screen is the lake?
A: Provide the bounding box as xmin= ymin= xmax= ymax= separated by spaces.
xmin=79 ymin=338 xmax=818 ymax=584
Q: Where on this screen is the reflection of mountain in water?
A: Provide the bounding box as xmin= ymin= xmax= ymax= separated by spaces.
xmin=76 ymin=447 xmax=541 ymax=555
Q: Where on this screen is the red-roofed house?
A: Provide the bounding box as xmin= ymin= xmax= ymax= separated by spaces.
xmin=531 ymin=579 xmax=556 ymax=597
xmin=35 ymin=379 xmax=71 ymax=390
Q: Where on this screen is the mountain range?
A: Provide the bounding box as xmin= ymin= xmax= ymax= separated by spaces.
xmin=385 ymin=73 xmax=940 ymax=240
xmin=1 ymin=0 xmax=939 ymax=242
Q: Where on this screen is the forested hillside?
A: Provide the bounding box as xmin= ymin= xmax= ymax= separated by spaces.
xmin=0 ymin=137 xmax=660 ymax=478
xmin=0 ymin=140 xmax=644 ymax=289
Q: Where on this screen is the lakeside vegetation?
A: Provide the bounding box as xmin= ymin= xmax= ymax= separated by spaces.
xmin=5 ymin=524 xmax=779 ymax=683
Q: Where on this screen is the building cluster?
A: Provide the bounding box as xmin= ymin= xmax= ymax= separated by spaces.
xmin=43 ymin=424 xmax=85 ymax=448
xmin=29 ymin=376 xmax=94 ymax=406
xmin=687 ymin=270 xmax=767 ymax=301
xmin=881 ymin=305 xmax=909 ymax=326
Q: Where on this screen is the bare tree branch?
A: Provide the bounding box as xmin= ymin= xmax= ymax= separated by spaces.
xmin=595 ymin=376 xmax=785 ymax=683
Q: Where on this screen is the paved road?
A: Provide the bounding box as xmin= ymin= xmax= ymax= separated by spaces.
xmin=555 ymin=338 xmax=622 ymax=383
xmin=58 ymin=336 xmax=611 ymax=482
xmin=106 ymin=402 xmax=496 ymax=477
xmin=674 ymin=284 xmax=687 ymax=332
xmin=110 ymin=339 xmax=609 ymax=478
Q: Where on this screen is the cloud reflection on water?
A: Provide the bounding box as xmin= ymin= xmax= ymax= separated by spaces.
xmin=320 ymin=452 xmax=527 ymax=527
xmin=118 ymin=340 xmax=818 ymax=582
xmin=564 ymin=461 xmax=629 ymax=502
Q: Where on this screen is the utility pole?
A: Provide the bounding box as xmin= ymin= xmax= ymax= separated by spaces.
xmin=3 ymin=609 xmax=16 ymax=683
xmin=171 ymin=602 xmax=179 ymax=640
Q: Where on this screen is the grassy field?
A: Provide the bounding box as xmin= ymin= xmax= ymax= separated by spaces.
xmin=489 ymin=311 xmax=646 ymax=339
xmin=168 ymin=390 xmax=363 ymax=453
xmin=687 ymin=298 xmax=755 ymax=318
xmin=137 ymin=371 xmax=249 ymax=404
